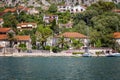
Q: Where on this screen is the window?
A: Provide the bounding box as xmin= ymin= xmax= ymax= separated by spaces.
xmin=81 ymin=9 xmax=83 ymax=11
xmin=76 ymin=9 xmax=78 ymax=11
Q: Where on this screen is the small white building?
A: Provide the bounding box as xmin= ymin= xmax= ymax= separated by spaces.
xmin=58 ymin=5 xmax=86 ymax=13
xmin=17 ymin=22 xmax=37 ymax=31
xmin=57 ymin=4 xmax=71 ymax=12
xmin=28 ymin=8 xmax=39 ymax=15
xmin=70 ymin=5 xmax=86 ymax=13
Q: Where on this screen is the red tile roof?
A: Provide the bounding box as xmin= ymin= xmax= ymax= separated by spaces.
xmin=0 ymin=28 xmax=11 ymax=33
xmin=17 ymin=6 xmax=30 ymax=11
xmin=0 ymin=34 xmax=7 ymax=40
xmin=113 ymin=9 xmax=120 ymax=13
xmin=16 ymin=35 xmax=30 ymax=41
xmin=0 ymin=18 xmax=3 ymax=21
xmin=3 ymin=8 xmax=16 ymax=13
xmin=113 ymin=32 xmax=120 ymax=38
xmin=0 ymin=46 xmax=4 ymax=48
xmin=57 ymin=32 xmax=87 ymax=38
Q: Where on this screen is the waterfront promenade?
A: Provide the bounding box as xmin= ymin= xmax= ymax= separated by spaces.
xmin=0 ymin=48 xmax=112 ymax=57
xmin=0 ymin=52 xmax=106 ymax=57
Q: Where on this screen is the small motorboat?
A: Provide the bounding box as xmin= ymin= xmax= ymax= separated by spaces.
xmin=82 ymin=53 xmax=92 ymax=57
xmin=106 ymin=53 xmax=120 ymax=57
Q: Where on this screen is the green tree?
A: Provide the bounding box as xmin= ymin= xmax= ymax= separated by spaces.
xmin=57 ymin=11 xmax=71 ymax=23
xmin=87 ymin=1 xmax=115 ymax=14
xmin=72 ymin=39 xmax=84 ymax=49
xmin=3 ymin=13 xmax=18 ymax=30
xmin=7 ymin=32 xmax=16 ymax=48
xmin=50 ymin=19 xmax=59 ymax=34
xmin=57 ymin=36 xmax=68 ymax=49
xmin=36 ymin=25 xmax=52 ymax=49
xmin=48 ymin=4 xmax=57 ymax=13
xmin=19 ymin=43 xmax=27 ymax=51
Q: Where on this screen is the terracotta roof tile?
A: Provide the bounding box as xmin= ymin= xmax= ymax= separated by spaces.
xmin=0 ymin=18 xmax=3 ymax=21
xmin=113 ymin=9 xmax=120 ymax=13
xmin=17 ymin=6 xmax=30 ymax=11
xmin=57 ymin=32 xmax=87 ymax=38
xmin=16 ymin=35 xmax=30 ymax=41
xmin=0 ymin=34 xmax=7 ymax=40
xmin=0 ymin=28 xmax=11 ymax=33
xmin=4 ymin=8 xmax=16 ymax=13
xmin=113 ymin=32 xmax=120 ymax=38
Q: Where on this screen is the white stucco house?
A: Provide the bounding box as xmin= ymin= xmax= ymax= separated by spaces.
xmin=70 ymin=5 xmax=86 ymax=13
xmin=57 ymin=4 xmax=71 ymax=12
xmin=54 ymin=32 xmax=88 ymax=49
xmin=58 ymin=4 xmax=86 ymax=13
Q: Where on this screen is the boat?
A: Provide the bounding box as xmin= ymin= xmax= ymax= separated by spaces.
xmin=82 ymin=53 xmax=92 ymax=57
xmin=106 ymin=53 xmax=120 ymax=57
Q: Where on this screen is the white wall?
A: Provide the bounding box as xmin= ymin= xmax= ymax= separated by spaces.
xmin=0 ymin=41 xmax=9 ymax=47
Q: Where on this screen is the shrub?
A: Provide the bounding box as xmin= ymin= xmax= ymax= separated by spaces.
xmin=52 ymin=46 xmax=61 ymax=53
xmin=44 ymin=45 xmax=50 ymax=50
xmin=96 ymin=51 xmax=103 ymax=56
xmin=19 ymin=43 xmax=27 ymax=51
xmin=72 ymin=52 xmax=84 ymax=55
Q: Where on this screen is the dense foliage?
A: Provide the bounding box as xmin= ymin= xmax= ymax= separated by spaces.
xmin=1 ymin=1 xmax=120 ymax=51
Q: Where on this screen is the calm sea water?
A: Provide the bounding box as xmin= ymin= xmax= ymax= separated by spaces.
xmin=0 ymin=57 xmax=120 ymax=80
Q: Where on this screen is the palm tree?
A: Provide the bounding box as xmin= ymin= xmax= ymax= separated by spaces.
xmin=57 ymin=36 xmax=68 ymax=49
xmin=72 ymin=39 xmax=84 ymax=49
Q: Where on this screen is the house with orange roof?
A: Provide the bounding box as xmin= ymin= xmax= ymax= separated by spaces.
xmin=0 ymin=28 xmax=15 ymax=49
xmin=113 ymin=32 xmax=120 ymax=45
xmin=0 ymin=27 xmax=32 ymax=53
xmin=0 ymin=28 xmax=14 ymax=34
xmin=17 ymin=22 xmax=37 ymax=31
xmin=15 ymin=35 xmax=31 ymax=50
xmin=0 ymin=18 xmax=4 ymax=27
xmin=0 ymin=34 xmax=9 ymax=53
xmin=54 ymin=32 xmax=88 ymax=49
xmin=43 ymin=15 xmax=58 ymax=24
